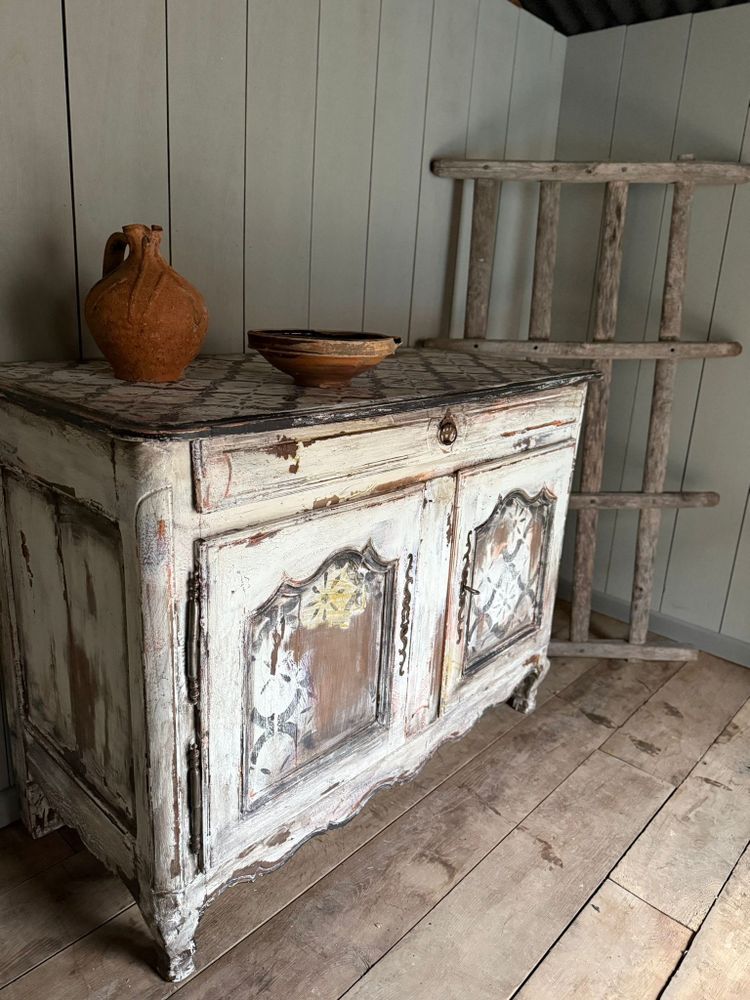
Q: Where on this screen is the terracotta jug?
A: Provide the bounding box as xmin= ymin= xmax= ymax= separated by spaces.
xmin=84 ymin=223 xmax=208 ymax=383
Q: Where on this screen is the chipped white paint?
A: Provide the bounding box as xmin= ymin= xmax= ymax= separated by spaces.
xmin=0 ymin=372 xmax=586 ymax=981
xmin=442 ymin=446 xmax=574 ymax=712
xmin=193 ymin=386 xmax=586 ymax=518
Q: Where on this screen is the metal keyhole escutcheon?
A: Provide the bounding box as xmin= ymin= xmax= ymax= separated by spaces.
xmin=438 ymin=417 xmax=458 ymax=447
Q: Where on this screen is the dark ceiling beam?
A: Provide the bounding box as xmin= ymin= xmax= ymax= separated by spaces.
xmin=575 ymin=0 xmax=611 ymax=31
xmin=519 ymin=0 xmax=750 ymax=36
xmin=599 ymin=0 xmax=627 ymax=26
xmin=519 ymin=0 xmax=586 ymax=35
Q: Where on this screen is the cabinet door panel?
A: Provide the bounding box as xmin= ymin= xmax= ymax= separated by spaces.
xmin=242 ymin=544 xmax=394 ymax=805
xmin=443 ymin=446 xmax=575 ymax=711
xmin=464 ymin=487 xmax=554 ymax=671
xmin=197 ymin=481 xmax=450 ymax=866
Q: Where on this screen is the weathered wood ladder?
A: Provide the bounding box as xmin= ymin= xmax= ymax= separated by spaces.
xmin=425 ymin=158 xmax=749 ymax=661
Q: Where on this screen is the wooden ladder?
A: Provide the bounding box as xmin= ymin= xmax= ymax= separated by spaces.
xmin=424 ymin=157 xmax=748 ymax=661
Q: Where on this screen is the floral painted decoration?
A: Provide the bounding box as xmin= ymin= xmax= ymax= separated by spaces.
xmin=299 ymin=563 xmax=368 ymax=630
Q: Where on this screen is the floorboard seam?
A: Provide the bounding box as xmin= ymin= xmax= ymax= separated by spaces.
xmin=599 ymin=686 xmax=750 ymax=788
xmin=654 ymin=837 xmax=750 ymax=1000
xmin=596 ymin=744 xmax=680 ymax=784
xmin=561 ymin=657 xmax=692 ymax=779
xmin=607 ymin=876 xmax=695 ymax=931
xmin=0 ymin=857 xmax=74 ymax=902
xmin=681 ymin=692 xmax=750 ymax=784
xmin=505 ymin=768 xmax=683 ymax=1000
xmin=0 ymin=898 xmax=134 ymax=992
xmin=334 ymin=741 xmax=611 ymax=1000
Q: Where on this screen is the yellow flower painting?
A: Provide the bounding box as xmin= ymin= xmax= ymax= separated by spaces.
xmin=299 ymin=563 xmax=368 ymax=630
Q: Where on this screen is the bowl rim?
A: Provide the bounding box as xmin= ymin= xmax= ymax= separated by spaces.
xmin=247 ymin=329 xmax=401 ymax=357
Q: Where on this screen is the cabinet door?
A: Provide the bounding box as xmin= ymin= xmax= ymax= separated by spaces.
xmin=442 ymin=445 xmax=574 ymax=711
xmin=196 ymin=482 xmax=449 ymax=867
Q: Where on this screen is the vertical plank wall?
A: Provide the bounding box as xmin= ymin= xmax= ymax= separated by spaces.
xmin=554 ymin=6 xmax=750 ymax=666
xmin=0 ymin=1 xmax=564 ymax=820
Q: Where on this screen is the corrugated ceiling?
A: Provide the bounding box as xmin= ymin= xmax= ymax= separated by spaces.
xmin=519 ymin=0 xmax=749 ymax=35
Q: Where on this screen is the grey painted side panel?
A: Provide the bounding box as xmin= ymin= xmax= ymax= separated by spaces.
xmin=168 ymin=0 xmax=247 ymax=352
xmin=65 ymin=0 xmax=170 ymax=358
xmin=0 ymin=0 xmax=78 ymax=361
xmin=554 ymin=8 xmax=750 ymax=649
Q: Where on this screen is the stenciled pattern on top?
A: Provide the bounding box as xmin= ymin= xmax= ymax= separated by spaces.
xmin=0 ymin=350 xmax=591 ymax=438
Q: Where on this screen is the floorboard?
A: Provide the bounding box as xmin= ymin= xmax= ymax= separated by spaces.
xmin=512 ymin=879 xmax=691 ymax=1000
xmin=612 ymin=697 xmax=750 ymax=929
xmin=0 ymin=606 xmax=747 ymax=1000
xmin=555 ymin=656 xmax=685 ymax=731
xmin=661 ymin=845 xmax=750 ymax=999
xmin=342 ymin=752 xmax=671 ymax=1000
xmin=601 ymin=653 xmax=750 ymax=785
xmin=0 ymin=851 xmax=132 ymax=988
xmin=0 ymin=824 xmax=73 ymax=895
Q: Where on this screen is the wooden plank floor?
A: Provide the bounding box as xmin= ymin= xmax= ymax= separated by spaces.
xmin=1 ymin=604 xmax=749 ymax=999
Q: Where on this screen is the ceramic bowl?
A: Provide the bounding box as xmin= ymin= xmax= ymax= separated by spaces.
xmin=246 ymin=330 xmax=400 ymax=387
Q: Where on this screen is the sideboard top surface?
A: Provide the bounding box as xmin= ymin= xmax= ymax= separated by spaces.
xmin=0 ymin=350 xmax=594 ymax=439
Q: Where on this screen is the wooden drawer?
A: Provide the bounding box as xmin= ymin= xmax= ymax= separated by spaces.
xmin=192 ymin=384 xmax=586 ymax=514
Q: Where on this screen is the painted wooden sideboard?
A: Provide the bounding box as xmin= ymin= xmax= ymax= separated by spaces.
xmin=0 ymin=351 xmax=593 ymax=979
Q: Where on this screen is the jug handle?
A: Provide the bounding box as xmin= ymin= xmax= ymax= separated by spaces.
xmin=102 ymin=232 xmax=129 ymax=278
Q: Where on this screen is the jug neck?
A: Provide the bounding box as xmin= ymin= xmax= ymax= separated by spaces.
xmin=122 ymin=224 xmax=164 ymax=260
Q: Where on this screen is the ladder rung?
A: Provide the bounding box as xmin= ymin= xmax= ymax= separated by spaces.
xmin=569 ymin=491 xmax=719 ymax=510
xmin=418 ymin=338 xmax=742 ymax=359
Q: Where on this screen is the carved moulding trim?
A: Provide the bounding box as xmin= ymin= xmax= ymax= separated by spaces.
xmin=238 ymin=541 xmax=399 ymax=815
xmin=0 ymin=458 xmax=117 ymax=522
xmin=134 ymin=486 xmax=187 ymax=878
xmin=462 ymin=486 xmax=557 ymax=676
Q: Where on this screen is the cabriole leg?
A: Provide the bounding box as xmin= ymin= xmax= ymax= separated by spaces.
xmin=509 ymin=655 xmax=550 ymax=714
xmin=140 ymin=890 xmax=201 ymax=982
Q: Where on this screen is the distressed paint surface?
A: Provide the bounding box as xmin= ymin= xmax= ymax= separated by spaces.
xmin=0 ymin=352 xmax=592 ymax=438
xmin=192 ymin=385 xmax=586 ymax=517
xmin=198 ymin=487 xmax=431 ymax=867
xmin=443 ymin=445 xmax=578 ymax=712
xmin=0 ymin=362 xmax=587 ymax=981
xmin=243 ymin=547 xmax=393 ymax=804
xmin=3 ymin=473 xmax=133 ymax=826
xmin=465 ymin=489 xmax=553 ymax=670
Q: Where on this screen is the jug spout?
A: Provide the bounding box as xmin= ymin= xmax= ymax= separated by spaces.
xmin=122 ymin=223 xmax=162 ymax=257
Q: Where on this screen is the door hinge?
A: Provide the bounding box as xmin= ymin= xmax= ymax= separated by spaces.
xmin=398 ymin=552 xmax=415 ymax=676
xmin=187 ymin=740 xmax=203 ymax=860
xmin=186 ymin=571 xmax=201 ymax=704
xmin=186 ymin=569 xmax=205 ymax=864
xmin=457 ymin=531 xmax=474 ymax=643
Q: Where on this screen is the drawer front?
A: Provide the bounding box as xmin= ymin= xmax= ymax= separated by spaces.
xmin=441 ymin=444 xmax=576 ymax=712
xmin=192 ymin=385 xmax=586 ymax=516
xmin=196 ymin=481 xmax=451 ymax=868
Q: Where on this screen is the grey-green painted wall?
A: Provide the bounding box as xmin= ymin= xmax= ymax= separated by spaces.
xmin=3 ymin=0 xmax=746 ymax=829
xmin=554 ymin=7 xmax=750 ymax=666
xmin=0 ymin=0 xmax=565 ymax=821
